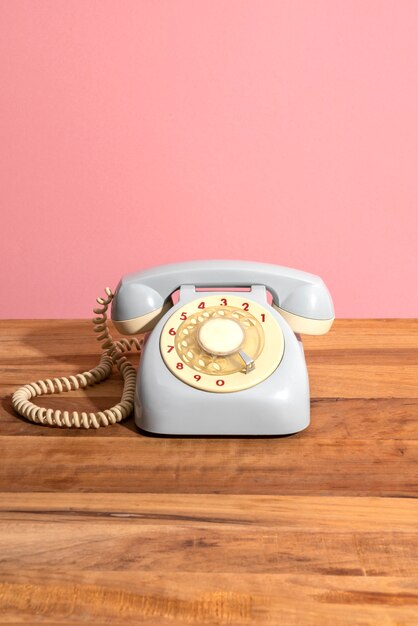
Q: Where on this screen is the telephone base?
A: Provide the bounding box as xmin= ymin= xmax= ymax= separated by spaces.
xmin=134 ymin=391 xmax=310 ymax=436
xmin=134 ymin=306 xmax=310 ymax=436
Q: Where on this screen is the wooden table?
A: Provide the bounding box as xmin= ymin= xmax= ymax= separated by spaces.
xmin=0 ymin=320 xmax=417 ymax=625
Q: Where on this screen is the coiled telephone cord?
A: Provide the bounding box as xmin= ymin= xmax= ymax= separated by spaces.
xmin=12 ymin=289 xmax=143 ymax=428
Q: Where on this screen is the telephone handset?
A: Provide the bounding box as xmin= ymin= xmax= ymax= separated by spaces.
xmin=111 ymin=260 xmax=334 ymax=336
xmin=13 ymin=260 xmax=334 ymax=435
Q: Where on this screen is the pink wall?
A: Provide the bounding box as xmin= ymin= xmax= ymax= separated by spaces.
xmin=1 ymin=0 xmax=417 ymax=318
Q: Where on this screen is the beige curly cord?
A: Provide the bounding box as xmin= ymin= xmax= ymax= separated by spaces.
xmin=12 ymin=288 xmax=143 ymax=428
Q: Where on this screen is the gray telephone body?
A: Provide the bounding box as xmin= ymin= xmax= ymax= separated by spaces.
xmin=111 ymin=260 xmax=334 ymax=435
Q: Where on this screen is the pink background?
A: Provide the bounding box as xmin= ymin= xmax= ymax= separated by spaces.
xmin=1 ymin=0 xmax=417 ymax=318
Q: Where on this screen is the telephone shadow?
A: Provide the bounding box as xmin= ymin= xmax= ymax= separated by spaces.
xmin=8 ymin=323 xmax=296 ymax=439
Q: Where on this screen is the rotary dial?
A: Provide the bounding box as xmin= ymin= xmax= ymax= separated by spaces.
xmin=160 ymin=294 xmax=284 ymax=393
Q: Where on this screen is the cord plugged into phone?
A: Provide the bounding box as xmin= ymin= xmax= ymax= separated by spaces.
xmin=12 ymin=260 xmax=334 ymax=435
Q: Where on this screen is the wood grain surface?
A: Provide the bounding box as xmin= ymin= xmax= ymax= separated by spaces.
xmin=0 ymin=319 xmax=417 ymax=625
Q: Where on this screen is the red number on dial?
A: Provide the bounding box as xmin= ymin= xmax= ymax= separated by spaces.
xmin=167 ymin=345 xmax=174 ymax=353
xmin=176 ymin=362 xmax=184 ymax=370
xmin=216 ymin=379 xmax=225 ymax=386
xmin=180 ymin=312 xmax=187 ymax=320
xmin=220 ymin=298 xmax=227 ymax=306
xmin=194 ymin=375 xmax=201 ymax=381
xmin=261 ymin=314 xmax=265 ymax=322
xmin=242 ymin=303 xmax=249 ymax=311
xmin=198 ymin=301 xmax=205 ymax=309
xmin=169 ymin=328 xmax=176 ymax=336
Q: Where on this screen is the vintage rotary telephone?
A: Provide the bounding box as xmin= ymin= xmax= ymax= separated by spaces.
xmin=13 ymin=260 xmax=334 ymax=435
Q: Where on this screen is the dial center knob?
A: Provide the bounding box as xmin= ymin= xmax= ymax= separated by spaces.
xmin=197 ymin=317 xmax=244 ymax=356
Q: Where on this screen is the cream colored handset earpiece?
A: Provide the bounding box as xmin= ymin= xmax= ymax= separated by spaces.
xmin=12 ymin=261 xmax=334 ymax=434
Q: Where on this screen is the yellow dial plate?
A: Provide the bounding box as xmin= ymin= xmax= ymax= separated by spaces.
xmin=160 ymin=294 xmax=284 ymax=393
